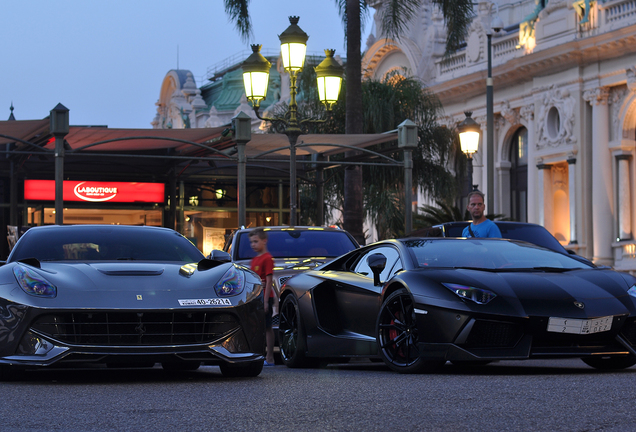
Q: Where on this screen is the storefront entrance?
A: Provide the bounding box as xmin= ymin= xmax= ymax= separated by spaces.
xmin=27 ymin=207 xmax=164 ymax=226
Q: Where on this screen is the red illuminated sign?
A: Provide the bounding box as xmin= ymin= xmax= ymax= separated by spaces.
xmin=24 ymin=180 xmax=165 ymax=203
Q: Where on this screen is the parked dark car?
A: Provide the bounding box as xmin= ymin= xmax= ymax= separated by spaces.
xmin=278 ymin=237 xmax=636 ymax=373
xmin=409 ymin=221 xmax=593 ymax=265
xmin=0 ymin=225 xmax=265 ymax=379
xmin=221 ymin=226 xmax=360 ymax=297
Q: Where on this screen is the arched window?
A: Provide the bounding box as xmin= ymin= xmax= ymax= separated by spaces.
xmin=510 ymin=127 xmax=528 ymax=222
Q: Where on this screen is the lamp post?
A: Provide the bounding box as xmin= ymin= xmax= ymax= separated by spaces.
xmin=398 ymin=119 xmax=418 ymax=234
xmin=232 ymin=111 xmax=252 ymax=228
xmin=486 ymin=5 xmax=504 ymax=213
xmin=458 ymin=111 xmax=481 ymax=193
xmin=242 ymin=16 xmax=344 ymax=226
xmin=50 ymin=103 xmax=69 ymax=226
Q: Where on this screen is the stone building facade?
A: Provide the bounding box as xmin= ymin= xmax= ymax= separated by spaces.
xmin=363 ymin=0 xmax=636 ymax=271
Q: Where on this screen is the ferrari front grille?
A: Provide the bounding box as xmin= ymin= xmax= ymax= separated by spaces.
xmin=463 ymin=320 xmax=522 ymax=348
xmin=30 ymin=311 xmax=240 ymax=346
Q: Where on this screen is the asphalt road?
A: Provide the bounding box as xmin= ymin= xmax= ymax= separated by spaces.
xmin=1 ymin=359 xmax=635 ymax=432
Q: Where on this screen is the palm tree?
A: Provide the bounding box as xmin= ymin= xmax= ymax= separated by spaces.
xmin=290 ymin=66 xmax=459 ymax=239
xmin=224 ymin=0 xmax=474 ymax=242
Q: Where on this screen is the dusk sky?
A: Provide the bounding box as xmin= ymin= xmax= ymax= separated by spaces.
xmin=1 ymin=1 xmax=371 ymax=129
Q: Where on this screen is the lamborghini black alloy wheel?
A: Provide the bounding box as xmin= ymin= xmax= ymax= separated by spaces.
xmin=376 ymin=289 xmax=443 ymax=373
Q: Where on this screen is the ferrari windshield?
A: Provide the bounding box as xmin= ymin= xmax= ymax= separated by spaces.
xmin=403 ymin=238 xmax=593 ymax=270
xmin=9 ymin=225 xmax=204 ymax=263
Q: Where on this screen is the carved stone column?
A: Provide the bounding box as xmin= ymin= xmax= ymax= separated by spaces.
xmin=536 ymin=161 xmax=551 ymax=227
xmin=567 ymin=154 xmax=577 ymax=244
xmin=583 ymin=87 xmax=612 ymax=265
xmin=521 ymin=104 xmax=536 ymax=222
xmin=617 ymin=154 xmax=632 ymax=241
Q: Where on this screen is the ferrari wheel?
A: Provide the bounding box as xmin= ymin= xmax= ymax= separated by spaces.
xmin=582 ymin=355 xmax=636 ymax=370
xmin=279 ymin=294 xmax=319 ymax=368
xmin=376 ymin=289 xmax=443 ymax=374
xmin=219 ymin=360 xmax=263 ymax=377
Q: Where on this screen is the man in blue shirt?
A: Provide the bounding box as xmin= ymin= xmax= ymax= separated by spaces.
xmin=462 ymin=190 xmax=502 ymax=238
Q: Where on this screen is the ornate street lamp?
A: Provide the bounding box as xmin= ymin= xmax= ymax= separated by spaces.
xmin=315 ymin=49 xmax=344 ymax=111
xmin=242 ymin=45 xmax=271 ymax=109
xmin=458 ymin=111 xmax=481 ymax=192
xmin=242 ymin=16 xmax=344 ymax=226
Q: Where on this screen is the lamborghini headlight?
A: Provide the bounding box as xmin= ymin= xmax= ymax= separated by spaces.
xmin=13 ymin=265 xmax=57 ymax=298
xmin=214 ymin=265 xmax=245 ymax=297
xmin=628 ymin=284 xmax=636 ymax=299
xmin=443 ymin=283 xmax=496 ymax=305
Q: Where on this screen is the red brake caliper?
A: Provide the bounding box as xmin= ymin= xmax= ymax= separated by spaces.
xmin=388 ymin=309 xmax=403 ymax=358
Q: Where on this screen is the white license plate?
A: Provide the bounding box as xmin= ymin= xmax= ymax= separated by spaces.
xmin=178 ymin=298 xmax=231 ymax=306
xmin=547 ymin=316 xmax=613 ymax=334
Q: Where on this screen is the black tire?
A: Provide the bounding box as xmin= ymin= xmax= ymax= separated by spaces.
xmin=582 ymin=355 xmax=636 ymax=370
xmin=278 ymin=294 xmax=320 ymax=368
xmin=376 ymin=289 xmax=444 ymax=374
xmin=219 ymin=360 xmax=263 ymax=377
xmin=161 ymin=361 xmax=201 ymax=372
xmin=450 ymin=360 xmax=493 ymax=368
xmin=0 ymin=364 xmax=17 ymax=382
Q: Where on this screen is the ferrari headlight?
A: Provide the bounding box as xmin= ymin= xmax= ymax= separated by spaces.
xmin=13 ymin=265 xmax=57 ymax=298
xmin=214 ymin=265 xmax=245 ymax=297
xmin=628 ymin=284 xmax=636 ymax=298
xmin=443 ymin=283 xmax=496 ymax=305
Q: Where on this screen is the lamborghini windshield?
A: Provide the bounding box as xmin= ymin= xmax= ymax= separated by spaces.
xmin=403 ymin=238 xmax=593 ymax=271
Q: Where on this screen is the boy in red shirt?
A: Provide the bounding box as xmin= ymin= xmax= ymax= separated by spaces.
xmin=249 ymin=228 xmax=275 ymax=366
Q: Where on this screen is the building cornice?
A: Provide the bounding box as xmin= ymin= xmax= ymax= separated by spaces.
xmin=430 ymin=23 xmax=636 ymax=105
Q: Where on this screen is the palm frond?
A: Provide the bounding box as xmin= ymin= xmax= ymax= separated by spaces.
xmin=414 ymin=200 xmax=468 ymax=227
xmin=224 ymin=0 xmax=253 ymax=43
xmin=379 ymin=0 xmax=422 ymax=43
xmin=432 ymin=0 xmax=475 ymax=53
xmin=334 ymin=0 xmax=369 ymax=44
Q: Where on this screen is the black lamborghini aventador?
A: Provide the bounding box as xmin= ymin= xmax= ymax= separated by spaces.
xmin=0 ymin=225 xmax=266 ymax=378
xmin=278 ymin=237 xmax=636 ymax=373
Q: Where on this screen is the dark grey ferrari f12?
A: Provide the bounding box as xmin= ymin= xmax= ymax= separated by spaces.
xmin=0 ymin=225 xmax=265 ymax=378
xmin=279 ymin=237 xmax=636 ymax=373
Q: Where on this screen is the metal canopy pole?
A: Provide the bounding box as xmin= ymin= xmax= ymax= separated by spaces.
xmin=232 ymin=112 xmax=252 ymax=228
xmin=398 ymin=120 xmax=418 ymax=235
xmin=50 ymin=104 xmax=69 ymax=226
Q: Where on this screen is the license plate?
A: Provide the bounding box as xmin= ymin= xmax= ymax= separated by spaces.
xmin=178 ymin=298 xmax=231 ymax=306
xmin=547 ymin=316 xmax=613 ymax=334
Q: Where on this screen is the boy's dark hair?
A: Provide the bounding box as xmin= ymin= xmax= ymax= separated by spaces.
xmin=248 ymin=227 xmax=268 ymax=240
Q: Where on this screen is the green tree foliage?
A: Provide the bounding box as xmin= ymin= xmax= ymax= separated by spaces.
xmin=414 ymin=200 xmax=469 ymax=228
xmin=414 ymin=199 xmax=510 ymax=229
xmin=267 ymin=64 xmax=461 ymax=239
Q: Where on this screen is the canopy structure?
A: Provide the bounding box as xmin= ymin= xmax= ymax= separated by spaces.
xmin=0 ymin=114 xmax=414 ymax=243
xmin=243 ymin=132 xmax=399 ymax=158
